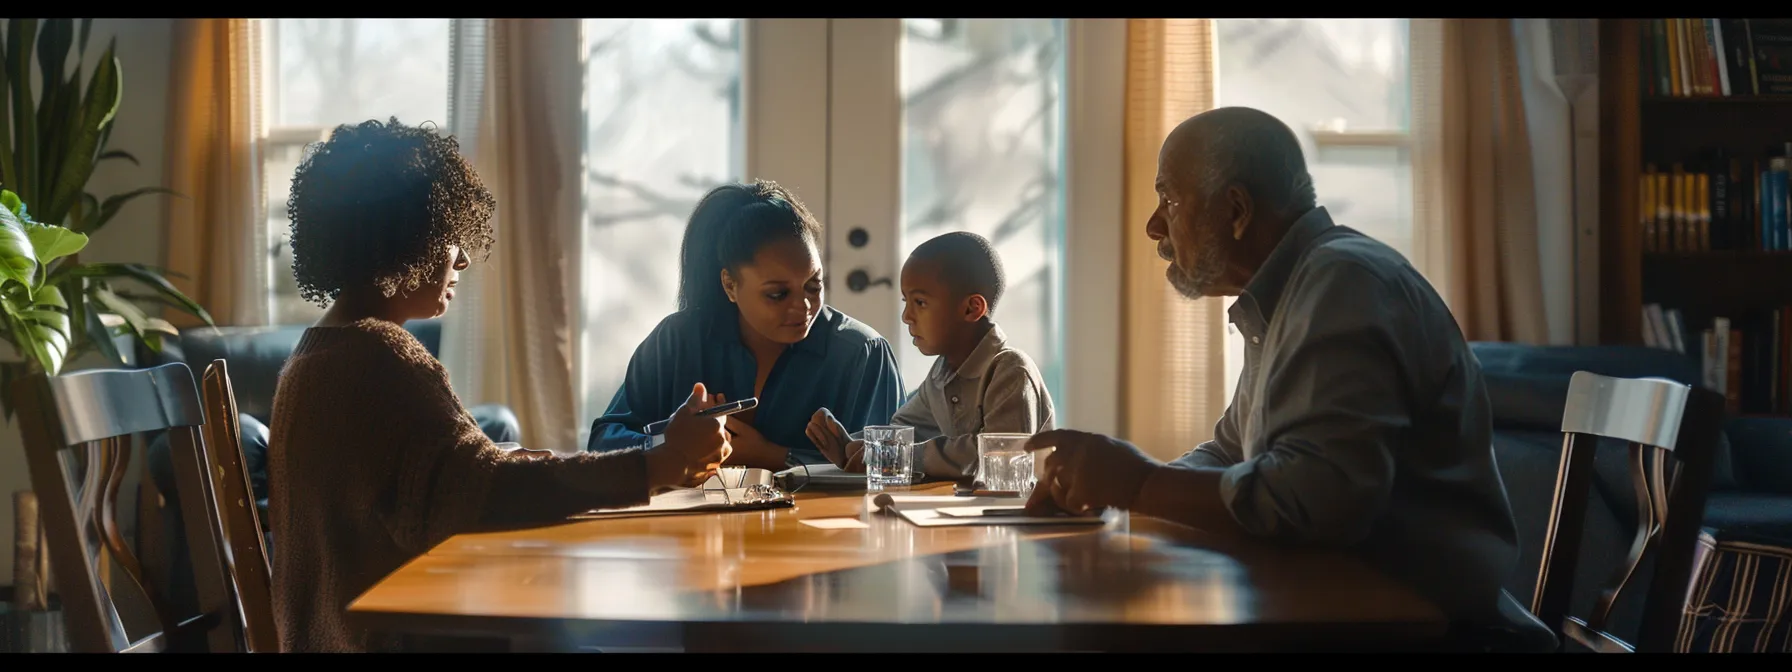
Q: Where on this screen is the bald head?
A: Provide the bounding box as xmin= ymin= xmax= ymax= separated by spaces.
xmin=1161 ymin=107 xmax=1316 ymax=219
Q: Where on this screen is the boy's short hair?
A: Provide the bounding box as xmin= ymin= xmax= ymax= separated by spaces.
xmin=908 ymin=231 xmax=1005 ymax=313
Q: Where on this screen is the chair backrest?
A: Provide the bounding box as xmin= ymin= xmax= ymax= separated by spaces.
xmin=198 ymin=359 xmax=279 ymax=652
xmin=1529 ymin=371 xmax=1726 ymax=653
xmin=12 ymin=363 xmax=237 ymax=653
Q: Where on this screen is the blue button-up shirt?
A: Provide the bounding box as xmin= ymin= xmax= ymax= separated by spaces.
xmin=587 ymin=305 xmax=904 ymax=466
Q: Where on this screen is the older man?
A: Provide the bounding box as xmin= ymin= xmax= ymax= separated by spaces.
xmin=1026 ymin=107 xmax=1550 ymax=649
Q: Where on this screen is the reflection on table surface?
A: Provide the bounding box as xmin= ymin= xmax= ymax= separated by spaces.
xmin=352 ymin=484 xmax=1444 ymax=645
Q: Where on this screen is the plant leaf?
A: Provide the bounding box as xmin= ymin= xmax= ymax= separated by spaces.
xmin=24 ymin=221 xmax=87 ymax=267
xmin=57 ymin=261 xmax=212 ymax=325
xmin=21 ymin=286 xmax=69 ymax=374
xmin=82 ymin=186 xmax=178 ymax=235
xmin=90 ymin=283 xmax=151 ymax=353
xmin=0 ymin=200 xmax=39 ymax=290
xmin=3 ymin=282 xmax=69 ymax=375
xmin=35 ymin=19 xmax=74 ymax=197
xmin=1 ymin=189 xmax=20 ymax=216
xmin=95 ymin=149 xmax=137 ymax=166
xmin=77 ymin=19 xmax=92 ymax=58
xmin=45 ymin=39 xmax=118 ymax=227
xmin=8 ymin=19 xmax=40 ymax=205
xmin=73 ymin=283 xmax=124 ymax=366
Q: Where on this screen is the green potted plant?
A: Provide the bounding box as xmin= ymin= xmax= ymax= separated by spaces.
xmin=0 ymin=18 xmax=213 ymax=414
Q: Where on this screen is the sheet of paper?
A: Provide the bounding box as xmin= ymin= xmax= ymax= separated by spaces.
xmin=892 ymin=508 xmax=1105 ymax=527
xmin=799 ymin=517 xmax=871 ymax=530
xmin=871 ymin=493 xmax=1103 ymax=527
xmin=934 ymin=506 xmax=1026 ymax=518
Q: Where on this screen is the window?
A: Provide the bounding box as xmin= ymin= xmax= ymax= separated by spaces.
xmin=893 ymin=18 xmax=1068 ymax=403
xmin=260 ymin=19 xmax=453 ymax=325
xmin=1213 ymin=19 xmax=1412 ymax=398
xmin=579 ymin=19 xmax=745 ymax=423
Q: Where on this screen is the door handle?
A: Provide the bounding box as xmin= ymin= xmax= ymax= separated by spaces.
xmin=845 ymin=269 xmax=893 ymax=293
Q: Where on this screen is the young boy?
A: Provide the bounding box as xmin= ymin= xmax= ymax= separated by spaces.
xmin=806 ymin=231 xmax=1055 ymax=481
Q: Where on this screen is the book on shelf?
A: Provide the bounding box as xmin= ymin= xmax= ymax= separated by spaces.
xmin=1640 ymin=145 xmax=1792 ymax=253
xmin=1642 ymin=19 xmax=1792 ymax=98
xmin=1645 ymin=302 xmax=1789 ymax=415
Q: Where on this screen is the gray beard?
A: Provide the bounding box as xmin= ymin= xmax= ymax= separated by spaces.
xmin=1166 ymin=228 xmax=1230 ymax=300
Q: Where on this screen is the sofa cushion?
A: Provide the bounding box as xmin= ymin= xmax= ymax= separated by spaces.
xmin=1703 ymin=492 xmax=1792 ymax=546
xmin=1472 ymin=342 xmax=1702 ymax=384
xmin=149 ymin=319 xmax=446 ymax=422
xmin=1718 ymin=418 xmax=1792 ymax=496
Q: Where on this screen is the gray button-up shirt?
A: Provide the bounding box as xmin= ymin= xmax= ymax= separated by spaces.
xmin=1171 ymin=207 xmax=1520 ymax=626
xmin=889 ymin=324 xmax=1055 ymax=480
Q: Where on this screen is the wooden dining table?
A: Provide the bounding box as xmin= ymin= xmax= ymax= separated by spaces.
xmin=346 ymin=483 xmax=1448 ymax=652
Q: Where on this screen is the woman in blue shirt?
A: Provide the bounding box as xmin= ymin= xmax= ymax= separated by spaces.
xmin=588 ymin=180 xmax=904 ymax=468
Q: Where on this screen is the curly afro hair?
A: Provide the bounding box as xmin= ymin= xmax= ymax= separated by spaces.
xmin=287 ymin=117 xmax=496 ymax=306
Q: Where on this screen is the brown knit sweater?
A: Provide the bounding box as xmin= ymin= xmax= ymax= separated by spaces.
xmin=267 ymin=319 xmax=651 ymax=652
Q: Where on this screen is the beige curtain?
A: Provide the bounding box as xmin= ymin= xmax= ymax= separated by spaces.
xmin=163 ymin=18 xmax=267 ymax=328
xmin=1411 ymin=19 xmax=1550 ymax=343
xmin=439 ymin=19 xmax=584 ymax=451
xmin=1120 ymin=19 xmax=1227 ymax=461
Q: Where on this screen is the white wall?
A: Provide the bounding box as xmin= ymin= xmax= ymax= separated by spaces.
xmin=0 ymin=17 xmax=175 ymax=588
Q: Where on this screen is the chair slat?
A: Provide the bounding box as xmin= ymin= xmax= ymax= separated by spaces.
xmin=1528 ymin=370 xmax=1726 ymax=653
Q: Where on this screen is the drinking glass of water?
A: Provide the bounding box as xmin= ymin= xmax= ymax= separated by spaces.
xmin=977 ymin=433 xmax=1048 ymax=497
xmin=862 ymin=425 xmax=915 ymax=491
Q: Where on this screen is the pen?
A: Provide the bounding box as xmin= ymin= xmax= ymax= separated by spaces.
xmin=645 ymin=397 xmax=760 ymax=435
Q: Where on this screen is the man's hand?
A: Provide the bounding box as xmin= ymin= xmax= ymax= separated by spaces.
xmin=806 ymin=408 xmax=853 ymax=467
xmin=646 ymin=383 xmax=732 ymax=490
xmin=725 ymin=416 xmax=790 ymax=469
xmin=1023 ymin=429 xmax=1163 ymax=516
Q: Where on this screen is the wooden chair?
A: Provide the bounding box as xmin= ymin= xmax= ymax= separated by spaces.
xmin=1529 ymin=371 xmax=1726 ymax=653
xmin=198 ymin=359 xmax=279 ymax=652
xmin=12 ymin=363 xmax=237 ymax=653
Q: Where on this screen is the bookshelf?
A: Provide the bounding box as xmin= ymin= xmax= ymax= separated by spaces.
xmin=1600 ymin=18 xmax=1792 ymax=416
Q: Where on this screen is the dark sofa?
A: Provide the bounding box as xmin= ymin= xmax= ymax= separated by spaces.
xmin=140 ymin=319 xmax=447 ymax=423
xmin=1472 ymin=341 xmax=1792 ymax=651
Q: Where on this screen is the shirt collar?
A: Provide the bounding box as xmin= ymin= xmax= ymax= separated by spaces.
xmin=704 ymin=305 xmax=835 ymax=358
xmin=932 ymin=323 xmax=1008 ymax=386
xmin=1227 ymin=206 xmax=1336 ymax=336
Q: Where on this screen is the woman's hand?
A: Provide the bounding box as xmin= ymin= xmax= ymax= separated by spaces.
xmin=841 ymin=440 xmax=868 ymax=473
xmin=645 ymin=383 xmax=732 ymax=490
xmin=724 ymin=416 xmax=790 ymax=470
xmin=806 ymin=408 xmax=853 ymax=467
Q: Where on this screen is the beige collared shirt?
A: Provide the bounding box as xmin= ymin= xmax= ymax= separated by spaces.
xmin=889 ymin=324 xmax=1055 ymax=480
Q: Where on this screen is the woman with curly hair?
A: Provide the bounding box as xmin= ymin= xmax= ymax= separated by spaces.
xmin=587 ymin=180 xmax=903 ymax=469
xmin=267 ymin=118 xmax=731 ymax=653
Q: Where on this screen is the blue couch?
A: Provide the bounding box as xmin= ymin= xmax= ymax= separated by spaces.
xmin=1472 ymin=341 xmax=1792 ymax=651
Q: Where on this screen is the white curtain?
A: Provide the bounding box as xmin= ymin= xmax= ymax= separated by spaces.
xmin=441 ymin=19 xmax=490 ymax=402
xmin=1512 ymin=19 xmax=1579 ymax=346
xmin=439 ymin=19 xmax=587 ymax=451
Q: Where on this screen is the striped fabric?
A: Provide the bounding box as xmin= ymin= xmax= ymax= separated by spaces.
xmin=1677 ymin=530 xmax=1792 ymax=652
